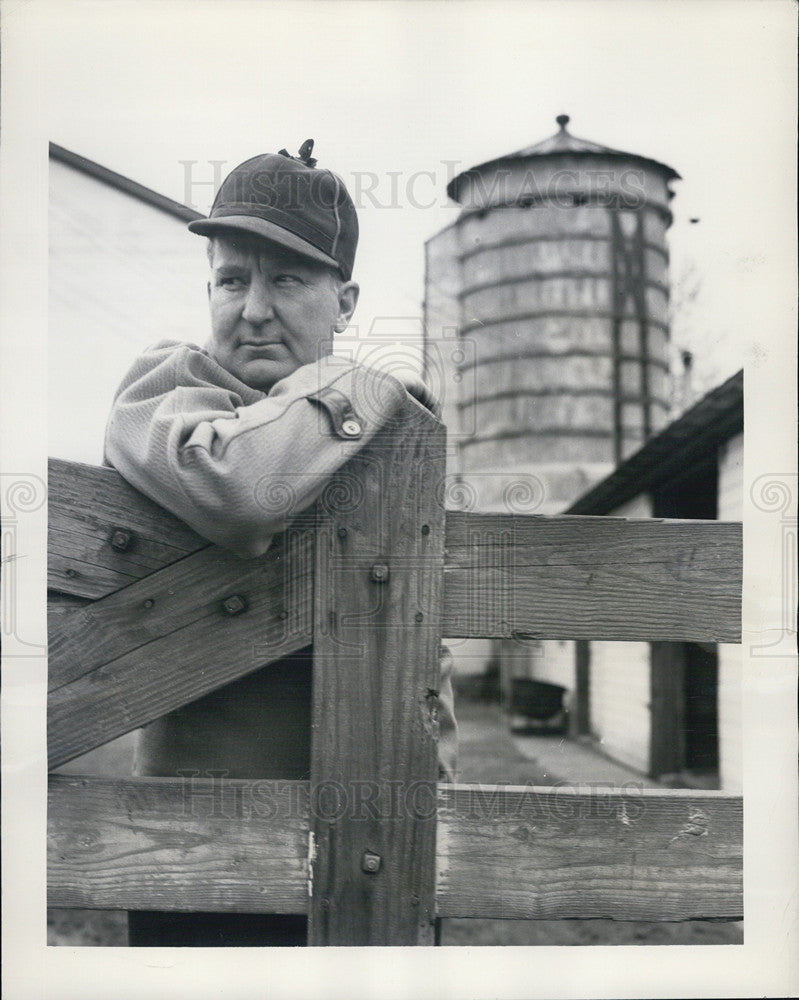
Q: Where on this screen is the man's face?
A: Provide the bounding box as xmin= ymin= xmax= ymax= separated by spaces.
xmin=207 ymin=236 xmax=359 ymax=392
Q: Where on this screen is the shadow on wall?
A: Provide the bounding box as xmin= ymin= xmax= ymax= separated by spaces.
xmin=54 ymin=731 xmax=137 ymax=776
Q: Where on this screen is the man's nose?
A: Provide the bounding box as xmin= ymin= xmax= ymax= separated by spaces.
xmin=242 ymin=276 xmax=275 ymax=325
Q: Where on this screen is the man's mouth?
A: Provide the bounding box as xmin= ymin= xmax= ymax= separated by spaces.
xmin=240 ymin=341 xmax=283 ymax=352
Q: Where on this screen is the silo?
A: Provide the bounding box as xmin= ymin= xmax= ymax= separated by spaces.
xmin=425 ymin=115 xmax=680 ymax=514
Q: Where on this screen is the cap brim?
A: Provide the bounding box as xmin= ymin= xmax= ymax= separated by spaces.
xmin=188 ymin=215 xmax=341 ymax=273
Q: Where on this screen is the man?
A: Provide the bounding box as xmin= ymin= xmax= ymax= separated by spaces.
xmin=105 ymin=142 xmax=457 ymax=946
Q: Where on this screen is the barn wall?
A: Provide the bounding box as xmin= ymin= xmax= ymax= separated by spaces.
xmin=49 ymin=157 xmax=209 ymax=464
xmin=716 ymin=432 xmax=743 ymax=791
xmin=588 ymin=493 xmax=653 ymax=773
xmin=589 ymin=640 xmax=652 ymax=773
xmin=531 ymin=640 xmax=576 ymax=689
xmin=501 ymin=638 xmax=575 ymax=699
xmin=717 ymin=433 xmax=743 ymax=520
xmin=49 ymin=157 xmax=210 ymax=773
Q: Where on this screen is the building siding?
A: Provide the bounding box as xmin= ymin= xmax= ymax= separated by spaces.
xmin=49 ymin=157 xmax=209 ymax=464
xmin=49 ymin=155 xmax=209 ymax=773
xmin=717 ymin=433 xmax=743 ymax=521
xmin=502 ymin=638 xmax=575 ymax=698
xmin=717 ymin=432 xmax=743 ymax=791
xmin=590 ymin=640 xmax=652 ymax=773
xmin=587 ymin=494 xmax=654 ymax=773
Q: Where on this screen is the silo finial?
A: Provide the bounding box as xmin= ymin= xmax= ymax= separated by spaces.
xmin=556 ymin=114 xmax=570 ymax=129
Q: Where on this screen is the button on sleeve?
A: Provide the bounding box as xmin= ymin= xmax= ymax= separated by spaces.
xmin=307 ymin=385 xmax=364 ymax=439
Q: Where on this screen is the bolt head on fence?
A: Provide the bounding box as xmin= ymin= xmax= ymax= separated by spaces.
xmin=109 ymin=528 xmax=132 ymax=552
xmin=222 ymin=594 xmax=248 ymax=616
xmin=361 ymin=851 xmax=382 ymax=874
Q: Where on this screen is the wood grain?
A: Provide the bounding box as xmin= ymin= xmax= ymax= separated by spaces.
xmin=47 ymin=511 xmax=740 ymax=766
xmin=48 ymin=458 xmax=208 ymax=599
xmin=48 ymin=777 xmax=742 ymax=922
xmin=47 ymin=591 xmax=92 ymax=630
xmin=436 ymin=784 xmax=743 ymax=921
xmin=443 ymin=513 xmax=742 ymax=643
xmin=48 ymin=775 xmax=308 ymax=913
xmin=48 ymin=459 xmax=742 ymax=646
xmin=47 ymin=456 xmax=744 ymax=934
xmin=47 ymin=528 xmax=314 ymax=769
xmin=49 ymin=513 xmax=742 ymax=664
xmin=308 ymin=399 xmax=447 ymax=945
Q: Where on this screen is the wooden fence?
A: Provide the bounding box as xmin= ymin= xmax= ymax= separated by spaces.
xmin=47 ymin=397 xmax=743 ymax=945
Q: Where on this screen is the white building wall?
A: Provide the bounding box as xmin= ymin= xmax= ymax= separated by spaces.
xmin=503 ymin=638 xmax=575 ymax=696
xmin=716 ymin=432 xmax=743 ymax=791
xmin=531 ymin=640 xmax=576 ymax=689
xmin=589 ymin=640 xmax=652 ymax=772
xmin=49 ymin=157 xmax=209 ymax=775
xmin=717 ymin=433 xmax=743 ymax=520
xmin=49 ymin=157 xmax=209 ymax=464
xmin=588 ymin=494 xmax=653 ymax=774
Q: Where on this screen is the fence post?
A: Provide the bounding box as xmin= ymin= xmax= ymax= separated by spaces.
xmin=308 ymin=396 xmax=446 ymax=945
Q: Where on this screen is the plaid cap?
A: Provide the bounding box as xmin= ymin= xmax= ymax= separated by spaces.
xmin=188 ymin=143 xmax=358 ymax=280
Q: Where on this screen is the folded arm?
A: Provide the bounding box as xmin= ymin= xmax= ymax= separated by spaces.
xmin=105 ymin=341 xmax=407 ymax=558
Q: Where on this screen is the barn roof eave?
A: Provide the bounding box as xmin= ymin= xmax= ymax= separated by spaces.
xmin=565 ymin=369 xmax=744 ymax=516
xmin=49 ymin=142 xmax=203 ymax=224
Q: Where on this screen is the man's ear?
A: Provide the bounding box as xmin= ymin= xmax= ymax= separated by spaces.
xmin=334 ymin=281 xmax=359 ymax=332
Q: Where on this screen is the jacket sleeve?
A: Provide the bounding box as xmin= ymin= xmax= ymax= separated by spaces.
xmin=105 ymin=342 xmax=407 ymax=558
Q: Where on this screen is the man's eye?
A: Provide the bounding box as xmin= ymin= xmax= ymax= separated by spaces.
xmin=219 ymin=276 xmax=245 ymax=289
xmin=275 ymin=274 xmax=302 ymax=285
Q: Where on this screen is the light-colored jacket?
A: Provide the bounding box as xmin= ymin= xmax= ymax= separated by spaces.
xmin=105 ymin=340 xmax=458 ymax=780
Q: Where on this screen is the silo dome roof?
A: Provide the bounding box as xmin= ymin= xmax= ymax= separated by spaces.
xmin=447 ymin=114 xmax=680 ymax=202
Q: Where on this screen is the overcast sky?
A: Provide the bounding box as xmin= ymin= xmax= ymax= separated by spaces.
xmin=34 ymin=0 xmax=796 ymax=397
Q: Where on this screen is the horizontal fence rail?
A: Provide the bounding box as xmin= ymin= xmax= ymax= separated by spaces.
xmin=47 ymin=430 xmax=744 ymax=944
xmin=48 ymin=530 xmax=315 ymax=768
xmin=48 ymin=458 xmax=209 ymax=599
xmin=443 ymin=513 xmax=741 ymax=643
xmin=48 ymin=461 xmax=742 ymax=770
xmin=436 ymin=784 xmax=742 ymax=921
xmin=48 ymin=776 xmax=743 ymax=922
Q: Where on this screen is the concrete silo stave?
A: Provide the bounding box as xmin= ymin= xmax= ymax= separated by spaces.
xmin=426 ymin=115 xmax=679 ymax=515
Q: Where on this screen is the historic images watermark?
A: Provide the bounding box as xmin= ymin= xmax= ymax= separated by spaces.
xmin=177 ymin=770 xmax=648 ymax=823
xmin=180 ymin=159 xmax=464 ymax=214
xmin=248 ymin=464 xmax=547 ymax=657
xmin=1 ymin=474 xmax=47 ymax=655
xmin=180 ymin=160 xmax=649 ymax=214
xmin=240 ymin=315 xmax=547 ymax=659
xmin=749 ymin=473 xmax=797 ymax=657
